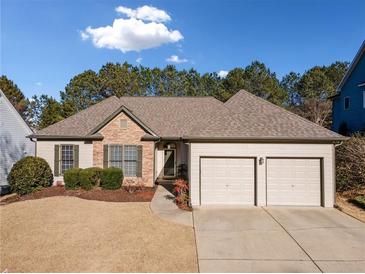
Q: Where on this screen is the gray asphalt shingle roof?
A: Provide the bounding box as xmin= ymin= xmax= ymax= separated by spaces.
xmin=188 ymin=90 xmax=344 ymax=140
xmin=32 ymin=90 xmax=345 ymax=141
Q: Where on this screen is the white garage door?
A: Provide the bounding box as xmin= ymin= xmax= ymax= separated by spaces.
xmin=200 ymin=158 xmax=255 ymax=205
xmin=266 ymin=158 xmax=321 ymax=206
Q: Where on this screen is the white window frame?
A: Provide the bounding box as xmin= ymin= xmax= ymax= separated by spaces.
xmin=107 ymin=144 xmax=138 ymax=177
xmin=60 ymin=144 xmax=74 ymax=175
xmin=123 ymin=145 xmax=138 ymax=177
xmin=108 ymin=144 xmax=123 ymax=169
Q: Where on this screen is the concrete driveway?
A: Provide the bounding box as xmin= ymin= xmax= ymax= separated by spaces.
xmin=193 ymin=207 xmax=365 ymax=273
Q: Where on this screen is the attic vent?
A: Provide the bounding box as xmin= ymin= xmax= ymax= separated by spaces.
xmin=120 ymin=119 xmax=128 ymax=129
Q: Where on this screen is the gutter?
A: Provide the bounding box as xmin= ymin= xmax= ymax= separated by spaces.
xmin=183 ymin=136 xmax=349 ymax=143
xmin=26 ymin=134 xmax=104 ymax=141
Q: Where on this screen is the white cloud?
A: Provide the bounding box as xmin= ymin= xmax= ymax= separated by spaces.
xmin=136 ymin=57 xmax=143 ymax=63
xmin=218 ymin=70 xmax=229 ymax=78
xmin=81 ymin=5 xmax=183 ymax=53
xmin=166 ymin=55 xmax=188 ymax=63
xmin=115 ymin=5 xmax=171 ymax=23
xmin=80 ymin=31 xmax=89 ymax=40
xmin=35 ymin=82 xmax=43 ymax=86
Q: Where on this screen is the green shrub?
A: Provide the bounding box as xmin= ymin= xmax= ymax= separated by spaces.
xmin=336 ymin=134 xmax=365 ymax=193
xmin=64 ymin=168 xmax=82 ymax=189
xmin=79 ymin=167 xmax=103 ymax=190
xmin=349 ymin=195 xmax=365 ymax=209
xmin=8 ymin=156 xmax=53 ymax=195
xmin=100 ymin=167 xmax=123 ymax=190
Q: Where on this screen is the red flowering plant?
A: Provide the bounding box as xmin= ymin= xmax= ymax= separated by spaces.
xmin=173 ymin=178 xmax=191 ymax=210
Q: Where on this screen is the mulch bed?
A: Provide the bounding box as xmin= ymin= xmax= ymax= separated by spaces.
xmin=0 ymin=186 xmax=156 ymax=205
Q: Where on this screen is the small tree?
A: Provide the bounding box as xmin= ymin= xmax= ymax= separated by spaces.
xmin=336 ymin=134 xmax=365 ymax=193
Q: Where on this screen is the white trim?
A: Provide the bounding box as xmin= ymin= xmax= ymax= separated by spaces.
xmin=337 ymin=40 xmax=365 ymax=92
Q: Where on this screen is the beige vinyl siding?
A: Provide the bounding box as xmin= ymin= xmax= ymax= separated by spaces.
xmin=37 ymin=141 xmax=93 ymax=181
xmin=190 ymin=143 xmax=335 ymax=207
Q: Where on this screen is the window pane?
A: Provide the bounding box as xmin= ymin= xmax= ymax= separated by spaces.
xmin=124 ymin=161 xmax=137 ymax=177
xmin=124 ymin=145 xmax=137 ymax=176
xmin=61 ymin=145 xmax=74 ymax=174
xmin=124 ymin=145 xmax=137 ymax=161
xmin=344 ymin=97 xmax=350 ymax=109
xmin=109 ymin=145 xmax=123 ymax=168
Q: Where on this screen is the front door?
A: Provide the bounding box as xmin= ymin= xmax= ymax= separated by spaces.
xmin=164 ymin=149 xmax=176 ymax=177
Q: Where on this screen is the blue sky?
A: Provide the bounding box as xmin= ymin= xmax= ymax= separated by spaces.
xmin=1 ymin=0 xmax=365 ymax=99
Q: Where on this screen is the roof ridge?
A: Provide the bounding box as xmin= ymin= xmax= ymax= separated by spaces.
xmin=119 ymin=95 xmax=217 ymax=99
xmin=234 ymin=89 xmax=344 ymax=138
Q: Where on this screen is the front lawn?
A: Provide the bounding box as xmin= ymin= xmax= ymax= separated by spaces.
xmin=0 ymin=197 xmax=198 ymax=272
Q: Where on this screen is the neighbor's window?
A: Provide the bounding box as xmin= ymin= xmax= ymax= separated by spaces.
xmin=120 ymin=119 xmax=128 ymax=129
xmin=109 ymin=145 xmax=123 ymax=168
xmin=61 ymin=145 xmax=74 ymax=174
xmin=124 ymin=145 xmax=138 ymax=177
xmin=344 ymin=97 xmax=350 ymax=110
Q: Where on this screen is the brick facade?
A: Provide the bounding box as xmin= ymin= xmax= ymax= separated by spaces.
xmin=93 ymin=112 xmax=154 ymax=187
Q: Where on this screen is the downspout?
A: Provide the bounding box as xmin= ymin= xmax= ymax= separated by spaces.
xmin=30 ymin=137 xmax=37 ymax=157
xmin=334 ymin=141 xmax=343 ymax=147
xmin=333 ymin=140 xmax=343 ymax=207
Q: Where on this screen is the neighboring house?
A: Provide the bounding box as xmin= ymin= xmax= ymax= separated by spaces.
xmin=0 ymin=89 xmax=35 ymax=188
xmin=332 ymin=40 xmax=365 ymax=134
xmin=28 ymin=90 xmax=346 ymax=207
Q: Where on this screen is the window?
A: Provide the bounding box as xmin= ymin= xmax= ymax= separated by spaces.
xmin=363 ymin=90 xmax=365 ymax=109
xmin=109 ymin=145 xmax=123 ymax=168
xmin=344 ymin=97 xmax=350 ymax=110
xmin=106 ymin=145 xmax=140 ymax=177
xmin=120 ymin=119 xmax=128 ymax=129
xmin=61 ymin=145 xmax=74 ymax=174
xmin=124 ymin=145 xmax=138 ymax=177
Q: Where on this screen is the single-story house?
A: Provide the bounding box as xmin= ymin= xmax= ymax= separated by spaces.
xmin=28 ymin=90 xmax=347 ymax=207
xmin=0 ymin=89 xmax=35 ymax=193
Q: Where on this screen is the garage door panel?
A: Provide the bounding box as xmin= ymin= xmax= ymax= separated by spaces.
xmin=267 ymin=158 xmax=321 ymax=206
xmin=200 ymin=158 xmax=255 ymax=205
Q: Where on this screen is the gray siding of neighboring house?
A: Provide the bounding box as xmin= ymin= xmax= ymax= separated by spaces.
xmin=0 ymin=91 xmax=35 ymax=185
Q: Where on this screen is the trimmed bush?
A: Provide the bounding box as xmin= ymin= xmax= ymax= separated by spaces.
xmin=79 ymin=167 xmax=103 ymax=190
xmin=8 ymin=156 xmax=53 ymax=195
xmin=64 ymin=168 xmax=82 ymax=189
xmin=100 ymin=167 xmax=123 ymax=190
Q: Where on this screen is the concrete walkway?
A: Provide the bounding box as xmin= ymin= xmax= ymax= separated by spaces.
xmin=194 ymin=207 xmax=365 ymax=273
xmin=150 ymin=185 xmax=193 ymax=227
